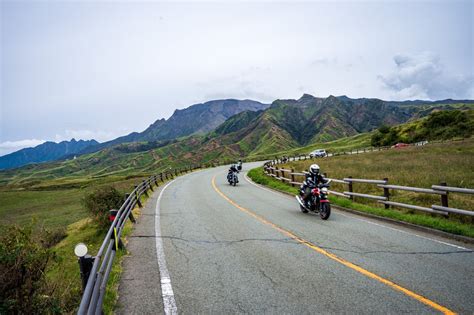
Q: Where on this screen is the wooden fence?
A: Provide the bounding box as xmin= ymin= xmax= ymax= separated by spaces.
xmin=263 ymin=161 xmax=474 ymax=218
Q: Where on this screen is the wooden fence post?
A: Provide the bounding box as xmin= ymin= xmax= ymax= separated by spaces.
xmin=440 ymin=182 xmax=449 ymax=217
xmin=291 ymin=168 xmax=295 ymax=187
xmin=275 ymin=167 xmax=280 ymax=179
xmin=383 ymin=178 xmax=390 ymax=209
xmin=348 ymin=176 xmax=354 ymax=201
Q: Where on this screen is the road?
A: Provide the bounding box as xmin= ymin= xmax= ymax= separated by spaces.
xmin=118 ymin=162 xmax=474 ymax=314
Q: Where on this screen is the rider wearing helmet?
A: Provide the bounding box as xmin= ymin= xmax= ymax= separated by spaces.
xmin=301 ymin=164 xmax=327 ymax=206
xmin=228 ymin=164 xmax=239 ymax=183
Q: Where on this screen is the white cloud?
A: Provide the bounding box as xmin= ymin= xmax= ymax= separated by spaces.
xmin=0 ymin=139 xmax=46 ymax=156
xmin=379 ymin=52 xmax=474 ymax=100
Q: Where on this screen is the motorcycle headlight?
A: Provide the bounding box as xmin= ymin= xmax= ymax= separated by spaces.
xmin=321 ymin=187 xmax=328 ymax=194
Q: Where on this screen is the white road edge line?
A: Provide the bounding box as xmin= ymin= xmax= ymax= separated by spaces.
xmin=155 ymin=180 xmax=178 ymax=315
xmin=244 ymin=173 xmax=468 ymax=250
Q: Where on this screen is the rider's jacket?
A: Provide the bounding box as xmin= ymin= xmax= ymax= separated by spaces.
xmin=304 ymin=173 xmax=327 ymax=187
xmin=301 ymin=172 xmax=327 ymax=201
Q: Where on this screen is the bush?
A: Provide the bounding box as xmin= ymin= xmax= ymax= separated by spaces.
xmin=83 ymin=186 xmax=123 ymax=229
xmin=0 ymin=223 xmax=60 ymax=314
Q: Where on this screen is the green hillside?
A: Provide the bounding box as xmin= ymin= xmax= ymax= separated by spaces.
xmin=2 ymin=99 xmax=473 ymax=190
xmin=371 ymin=109 xmax=474 ymax=146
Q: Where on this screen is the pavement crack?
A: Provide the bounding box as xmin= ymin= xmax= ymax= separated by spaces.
xmin=258 ymin=268 xmax=278 ymax=288
xmin=155 ymin=235 xmax=297 ymax=246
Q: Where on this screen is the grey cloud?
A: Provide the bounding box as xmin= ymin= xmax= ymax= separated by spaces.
xmin=379 ymin=52 xmax=474 ymax=100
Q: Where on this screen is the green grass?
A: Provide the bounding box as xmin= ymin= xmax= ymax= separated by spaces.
xmin=0 ymin=189 xmax=86 ymax=228
xmin=248 ymin=154 xmax=474 ymax=238
xmin=0 ymin=171 xmax=160 ymax=313
xmin=246 ymin=132 xmax=373 ymax=162
xmin=45 ymin=188 xmax=150 ymax=314
xmin=0 ymin=176 xmax=149 ymax=229
xmin=280 ymin=138 xmax=474 ymax=215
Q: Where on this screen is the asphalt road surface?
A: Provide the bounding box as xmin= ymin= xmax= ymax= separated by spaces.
xmin=118 ymin=162 xmax=474 ymax=314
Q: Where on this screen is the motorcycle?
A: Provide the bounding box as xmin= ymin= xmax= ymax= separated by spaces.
xmin=227 ymin=171 xmax=239 ymax=186
xmin=295 ymin=179 xmax=332 ymax=220
xmin=237 ymin=162 xmax=242 ymax=171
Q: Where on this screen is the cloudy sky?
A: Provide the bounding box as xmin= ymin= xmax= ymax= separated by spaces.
xmin=0 ymin=0 xmax=473 ymax=155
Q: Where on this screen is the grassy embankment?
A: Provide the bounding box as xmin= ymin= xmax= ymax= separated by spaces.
xmin=0 ymin=174 xmax=156 ymax=313
xmin=246 ymin=132 xmax=373 ymax=162
xmin=248 ymin=138 xmax=474 ymax=238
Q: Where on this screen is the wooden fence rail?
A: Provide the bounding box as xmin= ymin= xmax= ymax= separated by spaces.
xmin=263 ymin=161 xmax=473 ymax=218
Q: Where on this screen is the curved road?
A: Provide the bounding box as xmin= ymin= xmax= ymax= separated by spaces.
xmin=118 ymin=162 xmax=474 ymax=314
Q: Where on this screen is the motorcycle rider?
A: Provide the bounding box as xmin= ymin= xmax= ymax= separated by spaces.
xmin=301 ymin=164 xmax=327 ymax=207
xmin=237 ymin=159 xmax=243 ymax=171
xmin=228 ymin=164 xmax=239 ymax=183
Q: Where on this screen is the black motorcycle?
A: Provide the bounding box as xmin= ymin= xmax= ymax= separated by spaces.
xmin=227 ymin=171 xmax=239 ymax=186
xmin=295 ymin=179 xmax=332 ymax=220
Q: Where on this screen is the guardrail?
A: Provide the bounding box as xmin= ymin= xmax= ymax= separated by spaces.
xmin=263 ymin=162 xmax=473 ymax=218
xmin=77 ymin=164 xmax=201 ymax=314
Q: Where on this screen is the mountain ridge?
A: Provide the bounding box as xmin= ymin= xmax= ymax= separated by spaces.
xmin=2 ymin=94 xmax=473 ymax=172
xmin=0 ymin=139 xmax=99 ymax=170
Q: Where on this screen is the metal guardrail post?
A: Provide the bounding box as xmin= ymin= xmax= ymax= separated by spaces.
xmin=124 ymin=194 xmax=136 ymax=223
xmin=383 ymin=178 xmax=390 ymax=209
xmin=78 ymin=255 xmax=95 ymax=293
xmin=134 ymin=185 xmax=143 ymax=208
xmin=142 ymin=180 xmax=149 ymax=197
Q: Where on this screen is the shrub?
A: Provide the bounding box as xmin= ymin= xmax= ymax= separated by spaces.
xmin=83 ymin=186 xmax=123 ymax=229
xmin=0 ymin=223 xmax=60 ymax=314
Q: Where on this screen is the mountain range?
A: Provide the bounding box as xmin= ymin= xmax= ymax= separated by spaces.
xmin=0 ymin=139 xmax=98 ymax=170
xmin=79 ymin=99 xmax=270 ymax=155
xmin=1 ymin=94 xmax=473 ymax=174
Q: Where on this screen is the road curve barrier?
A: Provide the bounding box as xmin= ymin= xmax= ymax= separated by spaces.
xmin=76 ymin=164 xmax=201 ymax=314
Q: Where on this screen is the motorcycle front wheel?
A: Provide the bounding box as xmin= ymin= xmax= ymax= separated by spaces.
xmin=320 ymin=202 xmax=331 ymax=220
xmin=300 ymin=204 xmax=309 ymax=213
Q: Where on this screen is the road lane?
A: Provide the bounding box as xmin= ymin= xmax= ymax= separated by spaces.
xmin=119 ymin=163 xmax=473 ymax=314
xmin=157 ymin=164 xmax=473 ymax=313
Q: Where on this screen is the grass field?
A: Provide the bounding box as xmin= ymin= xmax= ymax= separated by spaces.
xmin=246 ymin=132 xmax=373 ymax=161
xmin=0 ymin=176 xmax=149 ymax=228
xmin=248 ymin=166 xmax=474 ymax=238
xmin=45 ymin=202 xmax=142 ymax=314
xmin=279 ymin=138 xmax=474 ymax=216
xmin=0 ymin=173 xmax=155 ymax=313
xmin=248 ymin=138 xmax=474 ymax=236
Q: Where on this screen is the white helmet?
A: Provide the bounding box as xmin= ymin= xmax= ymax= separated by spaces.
xmin=309 ymin=164 xmax=320 ymax=175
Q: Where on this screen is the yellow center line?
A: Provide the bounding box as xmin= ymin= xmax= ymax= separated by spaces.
xmin=211 ymin=175 xmax=456 ymax=315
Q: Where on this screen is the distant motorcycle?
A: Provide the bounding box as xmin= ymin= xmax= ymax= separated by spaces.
xmin=296 ymin=179 xmax=332 ymax=220
xmin=227 ymin=171 xmax=239 ymax=186
xmin=237 ymin=161 xmax=243 ymax=171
